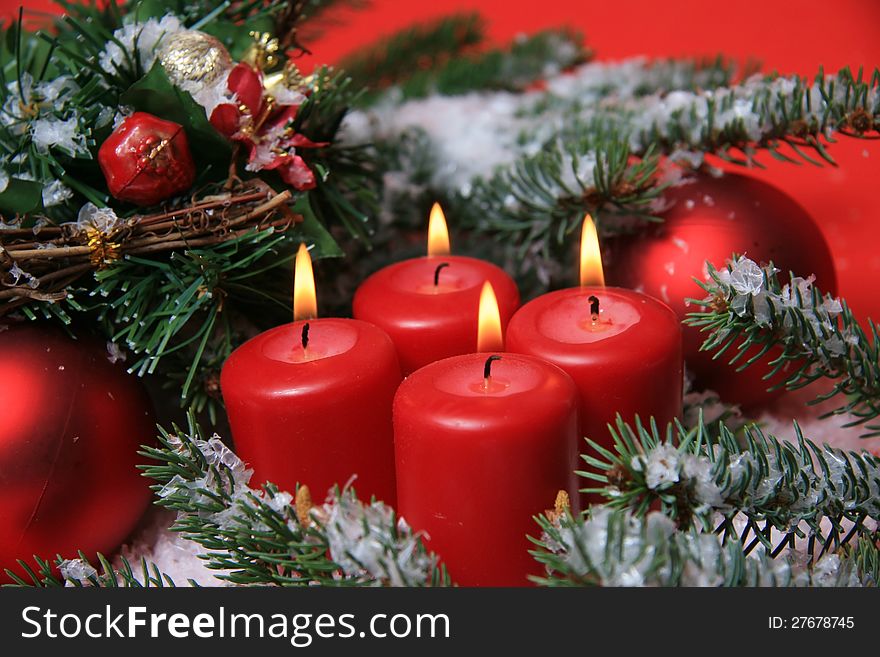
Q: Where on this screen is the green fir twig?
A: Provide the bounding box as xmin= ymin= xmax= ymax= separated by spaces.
xmin=686 ymin=257 xmax=880 ymax=434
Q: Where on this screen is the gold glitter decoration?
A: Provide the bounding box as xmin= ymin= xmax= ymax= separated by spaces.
xmin=264 ymin=60 xmax=308 ymax=96
xmin=243 ymin=31 xmax=280 ymax=71
xmin=295 ymin=485 xmax=313 ymax=527
xmin=85 ymin=226 xmax=121 ymax=270
xmin=544 ymin=490 xmax=571 ymax=523
xmin=158 ymin=30 xmax=233 ymax=88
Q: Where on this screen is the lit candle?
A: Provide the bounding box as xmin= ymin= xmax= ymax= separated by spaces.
xmin=506 ymin=216 xmax=683 ymax=493
xmin=353 ymin=203 xmax=520 ymax=374
xmin=393 ymin=287 xmax=580 ymax=586
xmin=221 ymin=244 xmax=402 ymax=504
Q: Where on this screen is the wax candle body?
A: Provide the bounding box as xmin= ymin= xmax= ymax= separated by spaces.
xmin=353 ymin=256 xmax=520 ymax=374
xmin=393 ymin=352 xmax=580 ymax=586
xmin=221 ymin=318 xmax=401 ymax=505
xmin=506 ymin=287 xmax=683 ymax=451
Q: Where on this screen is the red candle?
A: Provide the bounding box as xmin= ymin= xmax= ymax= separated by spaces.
xmin=394 ymin=352 xmax=580 ymax=586
xmin=506 ymin=216 xmax=683 ymax=460
xmin=353 ymin=203 xmax=520 ymax=374
xmin=221 ymin=245 xmax=401 ymax=504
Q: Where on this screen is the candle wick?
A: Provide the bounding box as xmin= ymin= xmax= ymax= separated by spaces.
xmin=301 ymin=322 xmax=310 ymax=352
xmin=433 ymin=262 xmax=450 ymax=287
xmin=588 ymin=295 xmax=600 ymax=326
xmin=483 ymin=354 xmax=502 ymax=389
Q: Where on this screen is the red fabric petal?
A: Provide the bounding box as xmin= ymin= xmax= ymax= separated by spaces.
xmin=287 ymin=133 xmax=328 ymax=149
xmin=279 ymin=155 xmax=316 ymax=190
xmin=209 ymin=103 xmax=242 ymax=138
xmin=227 ymin=63 xmax=263 ymax=116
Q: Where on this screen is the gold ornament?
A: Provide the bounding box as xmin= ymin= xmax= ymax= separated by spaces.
xmin=158 ymin=30 xmax=233 ymax=88
xmin=264 ymin=61 xmax=309 ymax=96
xmin=243 ymin=31 xmax=280 ymax=71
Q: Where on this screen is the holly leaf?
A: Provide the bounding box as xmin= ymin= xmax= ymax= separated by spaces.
xmin=120 ymin=62 xmax=231 ymax=183
xmin=290 ymin=193 xmax=342 ymax=259
xmin=0 ymin=178 xmax=44 ymax=215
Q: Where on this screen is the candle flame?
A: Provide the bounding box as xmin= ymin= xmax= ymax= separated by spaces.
xmin=477 ymin=281 xmax=503 ymax=352
xmin=293 ymin=243 xmax=317 ymax=321
xmin=579 ymin=214 xmax=605 ymax=287
xmin=427 ymin=202 xmax=451 ymax=256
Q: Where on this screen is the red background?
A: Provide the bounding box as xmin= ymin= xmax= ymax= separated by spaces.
xmin=8 ymin=0 xmax=880 ymax=321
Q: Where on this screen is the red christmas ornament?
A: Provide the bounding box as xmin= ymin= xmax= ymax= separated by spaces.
xmin=98 ymin=111 xmax=196 ymax=206
xmin=0 ymin=323 xmax=155 ymax=581
xmin=606 ymin=172 xmax=837 ymax=409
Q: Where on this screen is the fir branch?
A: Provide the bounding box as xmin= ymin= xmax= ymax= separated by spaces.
xmin=140 ymin=413 xmax=450 ymax=587
xmin=376 ymin=28 xmax=588 ymax=104
xmin=580 ymin=417 xmax=880 ymax=559
xmin=457 ymin=131 xmax=663 ymax=260
xmin=5 ymin=553 xmax=180 ymax=588
xmin=685 ymin=256 xmax=880 ymax=434
xmin=622 ymin=66 xmax=880 ymax=167
xmin=341 ymin=13 xmax=486 ymax=94
xmin=531 ymin=506 xmax=878 ymax=587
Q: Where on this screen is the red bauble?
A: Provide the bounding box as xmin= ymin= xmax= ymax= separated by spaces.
xmin=606 ymin=172 xmax=837 ymax=409
xmin=98 ymin=111 xmax=196 ymax=206
xmin=0 ymin=323 xmax=155 ymax=580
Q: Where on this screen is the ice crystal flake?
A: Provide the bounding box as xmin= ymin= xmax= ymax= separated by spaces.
xmin=31 ymin=117 xmax=88 ymax=156
xmin=7 ymin=263 xmax=38 ymax=288
xmin=59 ymin=559 xmax=98 ymax=584
xmin=321 ymin=490 xmax=432 ymax=587
xmin=41 ymin=180 xmax=73 ymax=207
xmin=644 ymin=444 xmax=681 ymax=489
xmin=75 ymin=203 xmax=121 ymax=235
xmin=98 ymin=15 xmax=183 ymax=76
xmin=106 ymin=341 xmax=126 ymax=364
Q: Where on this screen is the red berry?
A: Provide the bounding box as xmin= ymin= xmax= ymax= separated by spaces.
xmin=98 ymin=112 xmax=196 ymax=206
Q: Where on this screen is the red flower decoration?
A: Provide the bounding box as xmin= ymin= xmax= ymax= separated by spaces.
xmin=209 ymin=63 xmax=325 ymax=190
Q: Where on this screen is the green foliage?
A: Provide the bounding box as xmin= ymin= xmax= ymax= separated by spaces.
xmin=686 ymin=258 xmax=880 ymax=435
xmin=343 ymin=14 xmax=587 ymax=106
xmin=530 ymin=415 xmax=880 ymax=586
xmin=458 ymin=131 xmax=662 ymax=261
xmin=294 ymin=67 xmax=380 ymax=244
xmin=581 ymin=417 xmax=880 ymax=558
xmin=341 ymin=13 xmax=486 ymax=97
xmin=381 ymin=28 xmax=588 ymax=104
xmin=139 ymin=413 xmax=451 ymax=587
xmin=532 ymin=506 xmax=878 ymax=587
xmin=5 ymin=552 xmax=180 ymax=588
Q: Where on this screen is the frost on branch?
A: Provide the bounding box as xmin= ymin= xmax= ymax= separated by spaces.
xmin=687 ymin=257 xmax=880 ymax=433
xmin=143 ymin=416 xmax=447 ymax=587
xmin=532 ymin=506 xmax=876 ymax=587
xmin=581 ymin=416 xmax=880 ymax=567
xmin=316 ymin=489 xmax=436 ymax=587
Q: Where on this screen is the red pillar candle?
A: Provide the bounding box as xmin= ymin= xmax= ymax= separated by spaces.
xmin=506 ymin=217 xmax=683 ymax=459
xmin=393 ymin=352 xmax=580 ymax=586
xmin=353 ymin=203 xmax=520 ymax=374
xmin=221 ymin=245 xmax=401 ymax=504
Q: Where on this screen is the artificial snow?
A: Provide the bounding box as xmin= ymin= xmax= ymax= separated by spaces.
xmin=98 ymin=14 xmax=183 ymax=77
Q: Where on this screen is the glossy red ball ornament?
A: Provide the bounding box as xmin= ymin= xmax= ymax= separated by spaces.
xmin=98 ymin=111 xmax=196 ymax=206
xmin=0 ymin=323 xmax=155 ymax=581
xmin=606 ymin=172 xmax=837 ymax=409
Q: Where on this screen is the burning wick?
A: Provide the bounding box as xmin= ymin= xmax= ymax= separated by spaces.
xmin=301 ymin=322 xmax=310 ymax=356
xmin=433 ymin=262 xmax=450 ymax=288
xmin=588 ymin=295 xmax=600 ymax=326
xmin=483 ymin=354 xmax=502 ymax=391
